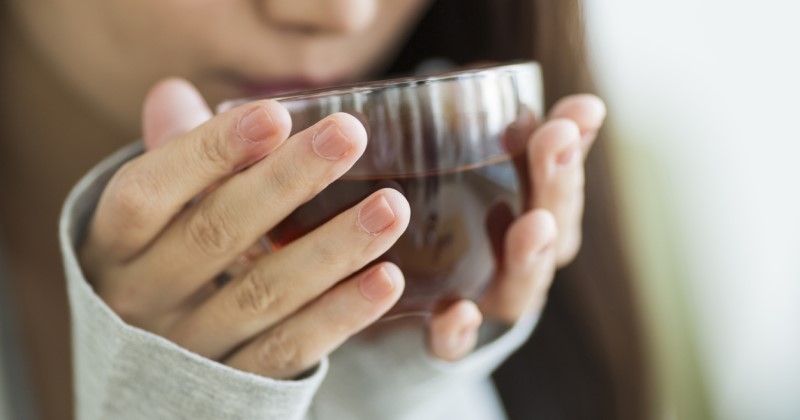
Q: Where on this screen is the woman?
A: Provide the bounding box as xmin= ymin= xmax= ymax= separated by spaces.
xmin=0 ymin=0 xmax=649 ymax=418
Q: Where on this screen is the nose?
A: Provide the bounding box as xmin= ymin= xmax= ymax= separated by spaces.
xmin=262 ymin=0 xmax=378 ymax=35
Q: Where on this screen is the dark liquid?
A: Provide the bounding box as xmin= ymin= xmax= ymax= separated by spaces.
xmin=268 ymin=155 xmax=527 ymax=316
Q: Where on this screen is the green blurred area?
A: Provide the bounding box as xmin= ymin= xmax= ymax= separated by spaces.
xmin=610 ymin=131 xmax=715 ymax=420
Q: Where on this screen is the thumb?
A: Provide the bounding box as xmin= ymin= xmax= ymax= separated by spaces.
xmin=142 ymin=78 xmax=213 ymax=150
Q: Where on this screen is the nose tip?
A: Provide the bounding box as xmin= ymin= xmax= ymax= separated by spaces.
xmin=326 ymin=0 xmax=377 ymax=34
xmin=263 ymin=0 xmax=378 ymax=36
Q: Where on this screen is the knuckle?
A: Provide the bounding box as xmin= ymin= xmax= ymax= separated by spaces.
xmin=255 ymin=329 xmax=310 ymax=376
xmin=108 ymin=162 xmax=161 ymax=226
xmin=193 ymin=130 xmax=230 ymax=173
xmin=312 ymin=240 xmax=342 ymax=271
xmin=234 ymin=269 xmax=279 ymax=316
xmin=267 ymin=158 xmax=306 ymax=199
xmin=186 ymin=204 xmax=239 ymax=257
xmin=266 ymin=157 xmax=324 ymax=204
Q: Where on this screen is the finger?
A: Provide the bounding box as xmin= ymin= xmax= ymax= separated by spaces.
xmin=427 ymin=300 xmax=482 ymax=362
xmin=117 ymin=113 xmax=372 ymax=313
xmin=224 ymin=262 xmax=404 ymax=379
xmin=528 ymin=119 xmax=585 ymax=266
xmin=480 ymin=209 xmax=557 ymax=324
xmin=143 ymin=78 xmax=213 ymax=150
xmin=87 ymin=99 xmax=292 ymax=261
xmin=166 ymin=188 xmax=410 ymax=359
xmin=547 ymin=94 xmax=606 ymax=153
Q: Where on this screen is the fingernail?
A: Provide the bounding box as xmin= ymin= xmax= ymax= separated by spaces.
xmin=447 ymin=326 xmax=478 ymax=358
xmin=528 ymin=234 xmax=553 ymax=260
xmin=360 ymin=266 xmax=397 ymax=301
xmin=237 ymin=106 xmax=274 ymax=143
xmin=534 ymin=239 xmax=555 ymax=260
xmin=557 ymin=141 xmax=580 ymax=166
xmin=581 ymin=128 xmax=599 ymax=144
xmin=357 ymin=196 xmax=396 ymax=235
xmin=312 ymin=122 xmax=353 ymax=160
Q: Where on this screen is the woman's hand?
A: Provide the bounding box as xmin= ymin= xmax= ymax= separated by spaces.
xmin=427 ymin=94 xmax=606 ymax=361
xmin=80 ymin=79 xmax=411 ymax=379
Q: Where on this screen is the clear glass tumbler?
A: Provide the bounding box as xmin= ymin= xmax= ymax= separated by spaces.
xmin=223 ymin=62 xmax=543 ymax=317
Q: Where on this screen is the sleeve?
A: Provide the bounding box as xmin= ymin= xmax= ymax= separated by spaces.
xmin=59 ymin=143 xmax=327 ymax=420
xmin=312 ymin=314 xmax=538 ymax=420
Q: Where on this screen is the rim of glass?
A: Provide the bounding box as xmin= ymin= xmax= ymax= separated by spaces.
xmin=269 ymin=61 xmax=539 ymax=103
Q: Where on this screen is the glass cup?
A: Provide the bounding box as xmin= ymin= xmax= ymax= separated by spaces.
xmin=222 ymin=62 xmax=543 ymax=317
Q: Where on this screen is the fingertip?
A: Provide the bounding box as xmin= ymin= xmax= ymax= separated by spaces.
xmin=575 ymin=94 xmax=607 ymax=127
xmin=380 ymin=262 xmax=406 ymax=297
xmin=549 ymin=94 xmax=607 ymax=134
xmin=359 ymin=263 xmax=404 ymax=302
xmin=582 ymin=94 xmax=608 ymax=123
xmin=144 ymin=77 xmax=197 ymax=104
xmin=258 ymin=99 xmax=294 ymax=139
xmin=377 ymin=188 xmax=411 ymax=233
xmin=530 ymin=209 xmax=558 ymax=243
xmin=506 ymin=209 xmax=558 ymax=265
xmin=454 ymin=300 xmax=483 ymax=330
xmin=528 ymin=118 xmax=582 ymax=181
xmin=545 ymin=118 xmax=582 ymax=142
xmin=234 ymin=100 xmax=292 ymax=145
xmin=328 ymin=112 xmax=369 ymax=154
xmin=429 ymin=300 xmax=482 ymax=361
xmin=143 ymin=77 xmax=212 ymax=150
xmin=529 ymin=118 xmax=581 ymax=155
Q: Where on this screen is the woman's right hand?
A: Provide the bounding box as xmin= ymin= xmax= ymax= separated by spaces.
xmin=79 ymin=78 xmax=410 ymax=379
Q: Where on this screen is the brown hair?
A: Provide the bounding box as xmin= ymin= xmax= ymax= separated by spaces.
xmin=388 ymin=1 xmax=651 ymax=419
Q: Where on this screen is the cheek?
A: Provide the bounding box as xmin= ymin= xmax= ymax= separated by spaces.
xmin=81 ymin=1 xmax=226 ymax=129
xmin=15 ymin=0 xmax=231 ymax=132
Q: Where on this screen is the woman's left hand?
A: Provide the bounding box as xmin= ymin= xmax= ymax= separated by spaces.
xmin=427 ymin=94 xmax=607 ymax=361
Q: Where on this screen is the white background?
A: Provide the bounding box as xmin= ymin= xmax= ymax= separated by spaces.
xmin=585 ymin=1 xmax=800 ymax=419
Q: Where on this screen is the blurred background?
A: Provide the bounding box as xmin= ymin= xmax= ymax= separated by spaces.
xmin=584 ymin=0 xmax=800 ymax=419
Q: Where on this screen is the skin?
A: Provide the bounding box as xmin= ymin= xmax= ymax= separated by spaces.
xmin=2 ymin=0 xmax=606 ymax=408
